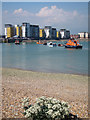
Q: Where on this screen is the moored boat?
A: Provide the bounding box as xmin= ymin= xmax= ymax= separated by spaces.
xmin=37 ymin=40 xmax=43 ymax=44
xmin=47 ymin=42 xmax=57 ymax=47
xmin=53 ymin=43 xmax=57 ymax=47
xmin=47 ymin=42 xmax=53 ymax=47
xmin=15 ymin=40 xmax=20 ymax=45
xmin=58 ymin=44 xmax=63 ymax=47
xmin=43 ymin=42 xmax=47 ymax=45
xmin=65 ymin=39 xmax=82 ymax=49
xmin=37 ymin=42 xmax=42 ymax=44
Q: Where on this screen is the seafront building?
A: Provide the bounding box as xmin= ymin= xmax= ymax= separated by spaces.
xmin=14 ymin=25 xmax=22 ymax=37
xmin=60 ymin=29 xmax=70 ymax=39
xmin=78 ymin=32 xmax=90 ymax=39
xmin=39 ymin=28 xmax=46 ymax=40
xmin=52 ymin=28 xmax=57 ymax=39
xmin=85 ymin=32 xmax=89 ymax=39
xmin=44 ymin=26 xmax=52 ymax=39
xmin=5 ymin=24 xmax=14 ymax=38
xmin=30 ymin=25 xmax=39 ymax=40
xmin=56 ymin=31 xmax=59 ymax=39
xmin=78 ymin=32 xmax=85 ymax=39
xmin=66 ymin=30 xmax=70 ymax=39
xmin=22 ymin=22 xmax=30 ymax=38
xmin=60 ymin=29 xmax=66 ymax=39
xmin=56 ymin=31 xmax=60 ymax=40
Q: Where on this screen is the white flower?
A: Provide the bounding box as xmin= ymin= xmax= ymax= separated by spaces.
xmin=51 ymin=99 xmax=57 ymax=104
xmin=47 ymin=109 xmax=53 ymax=115
xmin=25 ymin=113 xmax=31 ymax=118
xmin=47 ymin=104 xmax=52 ymax=109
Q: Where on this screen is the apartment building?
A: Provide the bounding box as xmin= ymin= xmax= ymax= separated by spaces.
xmin=30 ymin=25 xmax=39 ymax=40
xmin=14 ymin=25 xmax=22 ymax=37
xmin=22 ymin=22 xmax=30 ymax=38
xmin=52 ymin=28 xmax=57 ymax=39
xmin=66 ymin=30 xmax=70 ymax=39
xmin=56 ymin=31 xmax=60 ymax=40
xmin=44 ymin=26 xmax=52 ymax=39
xmin=78 ymin=32 xmax=85 ymax=39
xmin=39 ymin=28 xmax=46 ymax=40
xmin=60 ymin=29 xmax=70 ymax=39
xmin=78 ymin=32 xmax=90 ymax=39
xmin=5 ymin=24 xmax=14 ymax=38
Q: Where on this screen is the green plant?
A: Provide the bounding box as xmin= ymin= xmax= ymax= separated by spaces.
xmin=22 ymin=96 xmax=70 ymax=120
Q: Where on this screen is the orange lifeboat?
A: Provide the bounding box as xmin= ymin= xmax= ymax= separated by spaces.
xmin=65 ymin=39 xmax=82 ymax=49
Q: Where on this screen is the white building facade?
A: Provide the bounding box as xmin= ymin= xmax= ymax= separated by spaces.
xmin=78 ymin=32 xmax=90 ymax=39
xmin=44 ymin=26 xmax=52 ymax=39
xmin=5 ymin=28 xmax=7 ymax=38
xmin=85 ymin=32 xmax=89 ymax=39
xmin=78 ymin=32 xmax=85 ymax=38
xmin=60 ymin=29 xmax=70 ymax=39
xmin=22 ymin=23 xmax=30 ymax=38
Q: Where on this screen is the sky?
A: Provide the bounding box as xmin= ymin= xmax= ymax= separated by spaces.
xmin=2 ymin=2 xmax=88 ymax=34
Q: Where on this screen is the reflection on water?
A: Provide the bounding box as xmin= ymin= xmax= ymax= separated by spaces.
xmin=2 ymin=41 xmax=88 ymax=75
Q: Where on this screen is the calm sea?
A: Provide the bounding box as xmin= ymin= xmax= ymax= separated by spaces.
xmin=2 ymin=40 xmax=88 ymax=75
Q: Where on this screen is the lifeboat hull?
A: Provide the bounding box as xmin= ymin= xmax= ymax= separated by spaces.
xmin=65 ymin=45 xmax=82 ymax=49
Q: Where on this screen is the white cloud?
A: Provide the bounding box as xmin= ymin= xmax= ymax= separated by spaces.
xmin=14 ymin=8 xmax=23 ymax=14
xmin=36 ymin=6 xmax=60 ymax=17
xmin=12 ymin=7 xmax=85 ymax=25
xmin=36 ymin=6 xmax=79 ymax=22
xmin=13 ymin=8 xmax=34 ymax=16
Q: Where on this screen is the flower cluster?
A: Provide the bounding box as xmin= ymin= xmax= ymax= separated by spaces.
xmin=22 ymin=96 xmax=70 ymax=120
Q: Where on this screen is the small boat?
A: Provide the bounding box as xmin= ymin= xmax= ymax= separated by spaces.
xmin=53 ymin=43 xmax=57 ymax=47
xmin=49 ymin=45 xmax=53 ymax=47
xmin=43 ymin=42 xmax=47 ymax=45
xmin=47 ymin=42 xmax=57 ymax=47
xmin=47 ymin=42 xmax=53 ymax=47
xmin=65 ymin=39 xmax=82 ymax=49
xmin=37 ymin=42 xmax=42 ymax=44
xmin=37 ymin=41 xmax=43 ymax=44
xmin=15 ymin=40 xmax=20 ymax=45
xmin=58 ymin=44 xmax=63 ymax=47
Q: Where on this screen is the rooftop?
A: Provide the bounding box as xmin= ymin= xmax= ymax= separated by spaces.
xmin=5 ymin=24 xmax=13 ymax=27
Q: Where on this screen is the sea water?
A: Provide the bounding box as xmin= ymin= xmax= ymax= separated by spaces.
xmin=2 ymin=40 xmax=88 ymax=75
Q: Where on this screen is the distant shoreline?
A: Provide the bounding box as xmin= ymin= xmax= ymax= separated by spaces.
xmin=2 ymin=67 xmax=88 ymax=76
xmin=0 ymin=38 xmax=89 ymax=43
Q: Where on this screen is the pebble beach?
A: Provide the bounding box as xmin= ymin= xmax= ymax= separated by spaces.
xmin=2 ymin=68 xmax=88 ymax=118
